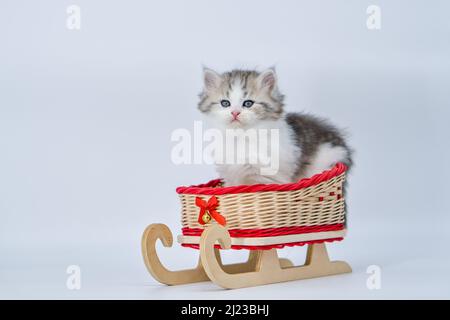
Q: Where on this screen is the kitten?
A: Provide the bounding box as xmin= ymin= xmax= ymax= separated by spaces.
xmin=198 ymin=67 xmax=352 ymax=186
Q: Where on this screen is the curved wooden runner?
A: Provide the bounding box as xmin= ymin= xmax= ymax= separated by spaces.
xmin=142 ymin=223 xmax=351 ymax=289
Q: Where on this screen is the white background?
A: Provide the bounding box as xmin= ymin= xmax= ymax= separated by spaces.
xmin=1 ymin=0 xmax=449 ymax=299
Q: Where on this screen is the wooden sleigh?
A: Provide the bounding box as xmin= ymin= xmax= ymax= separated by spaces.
xmin=141 ymin=163 xmax=351 ymax=289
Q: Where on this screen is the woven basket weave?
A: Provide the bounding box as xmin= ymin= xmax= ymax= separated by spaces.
xmin=176 ymin=163 xmax=347 ymax=250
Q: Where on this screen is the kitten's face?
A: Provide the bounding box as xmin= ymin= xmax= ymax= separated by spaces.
xmin=198 ymin=68 xmax=284 ymax=128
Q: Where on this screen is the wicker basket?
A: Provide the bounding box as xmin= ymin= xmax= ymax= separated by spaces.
xmin=176 ymin=163 xmax=347 ymax=250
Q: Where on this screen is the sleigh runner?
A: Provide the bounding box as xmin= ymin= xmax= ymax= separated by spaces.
xmin=141 ymin=163 xmax=351 ymax=289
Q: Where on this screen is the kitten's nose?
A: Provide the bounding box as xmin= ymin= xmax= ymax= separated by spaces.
xmin=231 ymin=111 xmax=241 ymax=119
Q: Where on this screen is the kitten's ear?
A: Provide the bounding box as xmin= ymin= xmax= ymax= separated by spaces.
xmin=257 ymin=68 xmax=277 ymax=92
xmin=203 ymin=67 xmax=222 ymax=91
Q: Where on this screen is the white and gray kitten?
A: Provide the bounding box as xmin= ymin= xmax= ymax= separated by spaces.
xmin=198 ymin=67 xmax=352 ymax=186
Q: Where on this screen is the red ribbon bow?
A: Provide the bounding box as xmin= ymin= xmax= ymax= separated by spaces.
xmin=195 ymin=195 xmax=226 ymax=226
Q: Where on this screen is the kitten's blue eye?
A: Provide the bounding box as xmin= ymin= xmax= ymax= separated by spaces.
xmin=242 ymin=100 xmax=254 ymax=108
xmin=220 ymin=100 xmax=231 ymax=107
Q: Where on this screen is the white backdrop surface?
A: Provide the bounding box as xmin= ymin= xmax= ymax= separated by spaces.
xmin=0 ymin=0 xmax=449 ymax=299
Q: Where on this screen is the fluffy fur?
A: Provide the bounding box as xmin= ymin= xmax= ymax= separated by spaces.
xmin=198 ymin=67 xmax=352 ymax=186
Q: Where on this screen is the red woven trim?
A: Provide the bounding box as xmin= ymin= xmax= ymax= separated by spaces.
xmin=176 ymin=163 xmax=346 ymax=195
xmin=181 ymin=237 xmax=344 ymax=251
xmin=182 ymin=224 xmax=344 ymax=238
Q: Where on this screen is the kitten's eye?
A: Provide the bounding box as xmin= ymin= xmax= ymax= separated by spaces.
xmin=220 ymin=100 xmax=231 ymax=107
xmin=242 ymin=100 xmax=254 ymax=108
